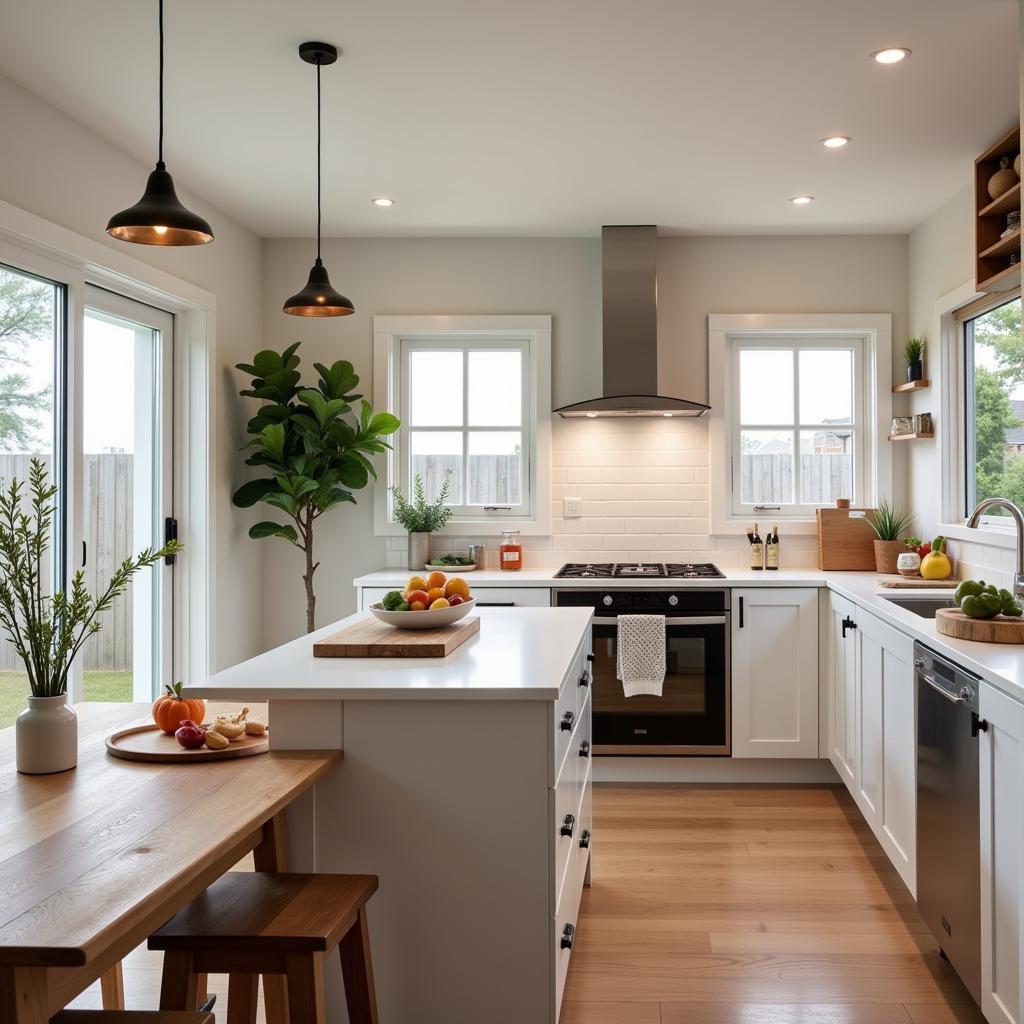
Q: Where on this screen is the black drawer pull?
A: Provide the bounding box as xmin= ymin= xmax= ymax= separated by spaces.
xmin=561 ymin=923 xmax=575 ymax=949
xmin=586 ymin=653 xmax=595 ymax=662
xmin=560 ymin=813 xmax=576 ymax=838
xmin=560 ymin=711 xmax=574 ymax=732
xmin=579 ymin=828 xmax=592 ymax=849
xmin=579 ymin=739 xmax=590 ymax=758
xmin=841 ymin=615 xmax=857 ymax=638
xmin=578 ymin=670 xmax=590 ymax=688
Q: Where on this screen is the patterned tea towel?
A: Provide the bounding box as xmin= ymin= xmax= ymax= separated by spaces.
xmin=616 ymin=614 xmax=666 ymax=698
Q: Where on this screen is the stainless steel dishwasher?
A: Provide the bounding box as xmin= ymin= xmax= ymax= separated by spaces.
xmin=916 ymin=642 xmax=984 ymax=1005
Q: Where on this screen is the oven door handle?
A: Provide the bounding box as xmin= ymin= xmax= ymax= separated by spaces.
xmin=591 ymin=615 xmax=728 ymax=626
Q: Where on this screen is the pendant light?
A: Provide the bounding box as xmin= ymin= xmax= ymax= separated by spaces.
xmin=283 ymin=42 xmax=354 ymax=317
xmin=106 ymin=0 xmax=213 ymax=246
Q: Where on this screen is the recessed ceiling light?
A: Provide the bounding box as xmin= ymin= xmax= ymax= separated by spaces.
xmin=585 ymin=412 xmax=598 ymax=418
xmin=372 ymin=196 xmax=396 ymax=207
xmin=820 ymin=136 xmax=851 ymax=148
xmin=663 ymin=412 xmax=673 ymax=417
xmin=871 ymin=47 xmax=911 ymax=64
xmin=790 ymin=195 xmax=814 ymax=205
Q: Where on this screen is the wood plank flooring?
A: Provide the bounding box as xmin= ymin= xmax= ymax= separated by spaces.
xmin=562 ymin=784 xmax=985 ymax=1024
xmin=67 ymin=785 xmax=984 ymax=1024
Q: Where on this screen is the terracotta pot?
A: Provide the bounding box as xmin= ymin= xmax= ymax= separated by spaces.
xmin=16 ymin=694 xmax=77 ymax=774
xmin=873 ymin=539 xmax=904 ymax=575
xmin=988 ymin=156 xmax=1018 ymax=200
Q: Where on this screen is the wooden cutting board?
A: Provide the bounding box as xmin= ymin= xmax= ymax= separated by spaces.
xmin=877 ymin=575 xmax=959 ymax=589
xmin=816 ymin=507 xmax=877 ymax=570
xmin=314 ymin=616 xmax=480 ymax=658
xmin=107 ymin=723 xmax=269 ymax=763
xmin=936 ymin=608 xmax=1024 ymax=644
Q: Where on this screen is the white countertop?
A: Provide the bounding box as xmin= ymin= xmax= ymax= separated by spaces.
xmin=187 ymin=606 xmax=592 ymax=701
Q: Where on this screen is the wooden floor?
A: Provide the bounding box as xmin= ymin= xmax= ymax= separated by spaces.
xmin=68 ymin=785 xmax=985 ymax=1024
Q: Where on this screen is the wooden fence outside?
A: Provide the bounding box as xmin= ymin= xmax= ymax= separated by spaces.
xmin=413 ymin=455 xmax=522 ymax=505
xmin=0 ymin=453 xmax=134 ymax=672
xmin=741 ymin=453 xmax=851 ymax=505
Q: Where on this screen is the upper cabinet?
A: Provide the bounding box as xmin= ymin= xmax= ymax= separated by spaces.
xmin=976 ymin=123 xmax=1022 ymax=293
xmin=731 ymin=588 xmax=819 ymax=758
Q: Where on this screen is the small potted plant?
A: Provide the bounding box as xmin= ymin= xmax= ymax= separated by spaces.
xmin=867 ymin=497 xmax=914 ymax=575
xmin=904 ymin=337 xmax=925 ymax=382
xmin=0 ymin=460 xmax=181 ymax=774
xmin=389 ymin=474 xmax=453 ymax=570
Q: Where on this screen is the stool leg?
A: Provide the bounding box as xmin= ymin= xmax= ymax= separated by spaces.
xmin=228 ymin=972 xmax=260 ymax=1024
xmin=285 ymin=952 xmax=325 ymax=1024
xmin=99 ymin=962 xmax=124 ymax=1009
xmin=158 ymin=949 xmax=199 ymax=1011
xmin=339 ymin=908 xmax=379 ymax=1024
xmin=263 ymin=974 xmax=290 ymax=1024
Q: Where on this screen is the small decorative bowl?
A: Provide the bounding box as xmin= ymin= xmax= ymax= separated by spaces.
xmin=369 ymin=598 xmax=476 ymax=629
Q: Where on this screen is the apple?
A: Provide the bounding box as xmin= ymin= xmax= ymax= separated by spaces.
xmin=448 ymin=595 xmax=464 ymax=606
xmin=175 ymin=719 xmax=206 ymax=749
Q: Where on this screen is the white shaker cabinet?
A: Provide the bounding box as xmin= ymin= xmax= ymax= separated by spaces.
xmin=826 ymin=592 xmax=858 ymax=788
xmin=980 ymin=680 xmax=1024 ymax=1024
xmin=731 ymin=588 xmax=819 ymax=757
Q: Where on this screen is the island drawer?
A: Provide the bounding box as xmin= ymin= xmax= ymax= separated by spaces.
xmin=554 ymin=691 xmax=591 ymax=900
xmin=553 ymin=637 xmax=593 ymax=779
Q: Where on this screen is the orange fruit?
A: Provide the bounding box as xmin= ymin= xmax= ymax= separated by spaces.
xmin=405 ymin=575 xmax=427 ymax=595
xmin=427 ymin=587 xmax=445 ymax=603
xmin=429 ymin=597 xmax=450 ymax=610
xmin=409 ymin=600 xmax=428 ymax=611
xmin=406 ymin=590 xmax=429 ymax=607
xmin=426 ymin=570 xmax=447 ymax=590
xmin=444 ymin=577 xmax=470 ymax=600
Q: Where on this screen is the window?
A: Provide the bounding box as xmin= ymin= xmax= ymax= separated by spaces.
xmin=731 ymin=339 xmax=865 ymax=516
xmin=373 ymin=316 xmax=551 ymax=534
xmin=963 ymin=293 xmax=1023 ymax=523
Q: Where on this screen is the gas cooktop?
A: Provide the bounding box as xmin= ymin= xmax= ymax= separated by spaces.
xmin=554 ymin=562 xmax=725 ymax=580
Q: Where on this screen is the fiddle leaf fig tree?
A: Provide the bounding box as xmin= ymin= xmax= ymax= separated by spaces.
xmin=233 ymin=343 xmax=400 ymax=632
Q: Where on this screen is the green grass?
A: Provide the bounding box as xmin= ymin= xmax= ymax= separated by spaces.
xmin=0 ymin=670 xmax=134 ymax=729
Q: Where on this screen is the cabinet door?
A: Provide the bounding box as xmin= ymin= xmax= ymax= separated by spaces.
xmin=980 ymin=681 xmax=1024 ymax=1024
xmin=827 ymin=593 xmax=858 ymax=787
xmin=731 ymin=589 xmax=819 ymax=758
xmin=855 ymin=611 xmax=916 ymax=894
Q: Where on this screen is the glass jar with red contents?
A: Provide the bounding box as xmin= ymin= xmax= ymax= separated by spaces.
xmin=499 ymin=529 xmax=523 ymax=571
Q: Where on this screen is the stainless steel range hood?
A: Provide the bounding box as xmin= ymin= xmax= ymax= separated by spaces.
xmin=555 ymin=225 xmax=710 ymax=418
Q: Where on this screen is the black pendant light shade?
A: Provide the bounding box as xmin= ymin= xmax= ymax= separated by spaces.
xmin=106 ymin=0 xmax=214 ymax=246
xmin=107 ymin=163 xmax=213 ymax=246
xmin=283 ymin=41 xmax=354 ymax=316
xmin=283 ymin=258 xmax=354 ymax=316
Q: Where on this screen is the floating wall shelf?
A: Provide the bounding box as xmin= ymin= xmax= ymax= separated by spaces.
xmin=887 ymin=432 xmax=934 ymax=442
xmin=892 ymin=380 xmax=930 ymax=394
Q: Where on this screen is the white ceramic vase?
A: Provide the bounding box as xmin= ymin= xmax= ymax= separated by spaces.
xmin=16 ymin=693 xmax=78 ymax=774
xmin=408 ymin=532 xmax=431 ymax=571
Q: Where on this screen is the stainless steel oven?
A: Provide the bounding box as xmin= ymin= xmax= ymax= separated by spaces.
xmin=554 ymin=589 xmax=730 ymax=755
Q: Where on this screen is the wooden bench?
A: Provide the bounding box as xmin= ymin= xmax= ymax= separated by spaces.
xmin=150 ymin=872 xmax=379 ymax=1024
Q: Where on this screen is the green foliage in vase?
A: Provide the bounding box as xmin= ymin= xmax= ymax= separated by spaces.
xmin=389 ymin=475 xmax=453 ymax=534
xmin=232 ymin=343 xmax=400 ymax=632
xmin=0 ymin=459 xmax=181 ymax=697
xmin=904 ymin=337 xmax=925 ymax=363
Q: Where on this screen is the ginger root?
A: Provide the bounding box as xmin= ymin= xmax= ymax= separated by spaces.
xmin=245 ymin=720 xmax=268 ymax=737
xmin=204 ymin=729 xmax=230 ymax=750
xmin=212 ymin=706 xmax=250 ymax=740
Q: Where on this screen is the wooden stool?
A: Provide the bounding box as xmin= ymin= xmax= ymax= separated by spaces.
xmin=150 ymin=872 xmax=379 ymax=1024
xmin=52 ymin=1013 xmax=214 ymax=1024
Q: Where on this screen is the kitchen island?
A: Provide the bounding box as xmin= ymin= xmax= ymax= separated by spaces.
xmin=189 ymin=606 xmax=594 ymax=1024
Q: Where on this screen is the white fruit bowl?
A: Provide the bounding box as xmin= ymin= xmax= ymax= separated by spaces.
xmin=369 ymin=597 xmax=476 ymax=629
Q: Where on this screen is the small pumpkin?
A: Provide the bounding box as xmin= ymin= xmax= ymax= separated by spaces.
xmin=152 ymin=682 xmax=206 ymax=736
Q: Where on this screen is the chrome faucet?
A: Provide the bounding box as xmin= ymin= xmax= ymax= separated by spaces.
xmin=966 ymin=498 xmax=1024 ymax=602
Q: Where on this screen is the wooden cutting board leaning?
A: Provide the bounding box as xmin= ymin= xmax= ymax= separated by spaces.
xmin=816 ymin=508 xmax=877 ymax=570
xmin=314 ymin=615 xmax=481 ymax=657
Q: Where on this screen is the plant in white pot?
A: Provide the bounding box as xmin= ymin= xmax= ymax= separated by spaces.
xmin=0 ymin=460 xmax=181 ymax=774
xmin=389 ymin=475 xmax=453 ymax=570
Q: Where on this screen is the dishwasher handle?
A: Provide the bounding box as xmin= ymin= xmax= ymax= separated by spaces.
xmin=921 ymin=673 xmax=971 ymax=707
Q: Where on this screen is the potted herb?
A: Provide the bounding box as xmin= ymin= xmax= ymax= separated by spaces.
xmin=389 ymin=475 xmax=453 ymax=570
xmin=0 ymin=460 xmax=181 ymax=774
xmin=232 ymin=344 xmax=400 ymax=633
xmin=905 ymin=337 xmax=925 ymax=382
xmin=866 ymin=497 xmax=914 ymax=575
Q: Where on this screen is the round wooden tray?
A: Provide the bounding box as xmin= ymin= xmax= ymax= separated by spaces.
xmin=936 ymin=608 xmax=1024 ymax=645
xmin=106 ymin=723 xmax=269 ymax=763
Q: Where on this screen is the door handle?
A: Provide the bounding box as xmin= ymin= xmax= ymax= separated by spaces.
xmin=738 ymin=596 xmax=743 ymax=628
xmin=592 ymin=616 xmax=727 ymax=626
xmin=841 ymin=616 xmax=857 ymax=638
xmin=921 ymin=675 xmax=968 ymax=705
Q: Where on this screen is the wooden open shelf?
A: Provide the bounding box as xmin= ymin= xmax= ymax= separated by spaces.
xmin=976 ymin=124 xmax=1022 ymax=292
xmin=887 ymin=432 xmax=934 ymax=442
xmin=892 ymin=380 xmax=930 ymax=394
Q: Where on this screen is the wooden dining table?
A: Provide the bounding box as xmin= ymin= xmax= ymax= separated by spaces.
xmin=0 ymin=701 xmax=340 ymax=1023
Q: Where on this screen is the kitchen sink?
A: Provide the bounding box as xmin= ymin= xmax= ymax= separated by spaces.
xmin=879 ymin=595 xmax=957 ymax=618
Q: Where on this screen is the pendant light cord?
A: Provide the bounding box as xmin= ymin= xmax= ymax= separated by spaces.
xmin=157 ymin=0 xmax=165 ymax=168
xmin=316 ymin=58 xmax=322 ymax=262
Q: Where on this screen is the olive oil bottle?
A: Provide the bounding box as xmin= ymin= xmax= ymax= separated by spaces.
xmin=766 ymin=525 xmax=780 ymax=570
xmin=747 ymin=523 xmax=764 ymax=570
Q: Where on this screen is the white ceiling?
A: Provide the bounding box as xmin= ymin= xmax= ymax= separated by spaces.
xmin=1 ymin=0 xmax=1018 ymax=238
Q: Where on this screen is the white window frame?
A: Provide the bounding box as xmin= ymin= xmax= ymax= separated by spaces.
xmin=709 ymin=314 xmax=892 ymax=535
xmin=373 ymin=315 xmax=551 ymax=536
xmin=0 ymin=198 xmax=216 ymax=693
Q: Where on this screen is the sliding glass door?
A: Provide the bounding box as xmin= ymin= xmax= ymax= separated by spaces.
xmin=81 ymin=288 xmax=174 ymax=704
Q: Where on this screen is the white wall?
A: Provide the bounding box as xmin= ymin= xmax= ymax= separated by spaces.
xmin=261 ymin=233 xmax=908 ymax=646
xmin=0 ymin=72 xmax=264 ymax=672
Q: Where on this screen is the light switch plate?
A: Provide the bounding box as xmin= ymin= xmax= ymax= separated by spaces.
xmin=563 ymin=497 xmax=583 ymax=518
